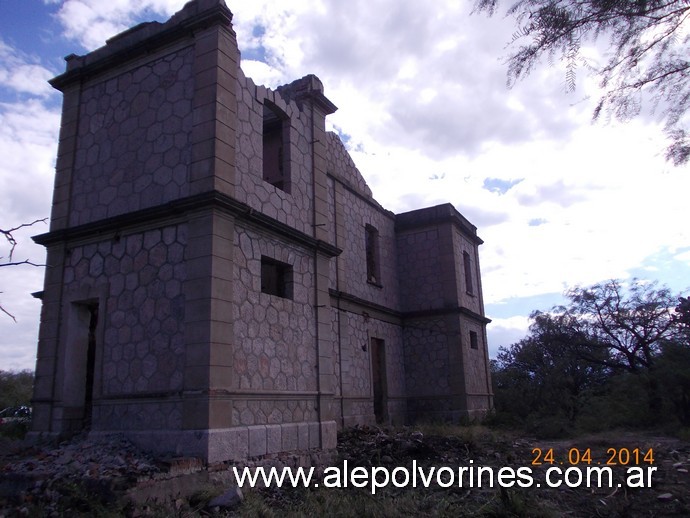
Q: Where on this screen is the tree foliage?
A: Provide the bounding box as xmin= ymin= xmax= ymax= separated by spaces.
xmin=474 ymin=0 xmax=690 ymax=164
xmin=492 ymin=279 xmax=690 ymax=432
xmin=0 ymin=370 xmax=33 ymax=410
xmin=493 ymin=311 xmax=608 ymax=423
xmin=675 ymin=295 xmax=690 ymax=343
xmin=561 ymin=279 xmax=678 ymax=372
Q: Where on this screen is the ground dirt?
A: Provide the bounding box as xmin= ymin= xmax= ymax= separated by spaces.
xmin=1 ymin=425 xmax=689 ymax=516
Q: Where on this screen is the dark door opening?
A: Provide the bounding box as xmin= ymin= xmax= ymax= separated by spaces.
xmin=371 ymin=338 xmax=387 ymax=424
xmin=83 ymin=303 xmax=98 ymax=430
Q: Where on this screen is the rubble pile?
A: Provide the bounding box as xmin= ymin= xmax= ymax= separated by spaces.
xmin=0 ymin=434 xmax=160 ymax=515
xmin=2 ymin=435 xmax=159 ymax=481
xmin=337 ymin=425 xmax=475 ymax=467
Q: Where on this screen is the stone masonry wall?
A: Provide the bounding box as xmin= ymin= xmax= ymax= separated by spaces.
xmin=325 ymin=132 xmax=397 ymax=305
xmin=460 ymin=314 xmax=492 ymax=413
xmin=62 ymin=223 xmax=188 ymax=431
xmin=367 ymin=317 xmax=406 ymax=424
xmin=334 ymin=311 xmax=370 ymax=399
xmin=403 ymin=317 xmax=450 ymax=398
xmin=334 ymin=184 xmax=399 ymax=310
xmin=231 ymin=223 xmax=318 ymax=426
xmin=452 ymin=227 xmax=483 ymax=316
xmin=329 ymin=307 xmax=341 ymax=400
xmin=70 ymin=46 xmax=195 ymax=227
xmin=234 ymin=70 xmax=314 ymax=236
xmin=324 ymin=132 xmax=373 ymax=199
xmin=333 ymin=309 xmax=406 ymax=426
xmin=397 ymin=227 xmax=446 ymax=313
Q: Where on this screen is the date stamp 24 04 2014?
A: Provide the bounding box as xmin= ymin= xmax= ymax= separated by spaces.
xmin=531 ymin=446 xmax=655 ymax=466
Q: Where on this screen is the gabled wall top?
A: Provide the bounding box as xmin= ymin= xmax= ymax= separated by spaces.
xmin=50 ymin=0 xmax=233 ymax=91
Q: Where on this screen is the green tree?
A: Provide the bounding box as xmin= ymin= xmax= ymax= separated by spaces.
xmin=654 ymin=342 xmax=690 ymax=425
xmin=647 ymin=296 xmax=690 ymax=425
xmin=493 ymin=310 xmax=608 ymax=424
xmin=493 ymin=279 xmax=687 ymax=430
xmin=474 ymin=0 xmax=690 ymax=164
xmin=0 ymin=369 xmax=34 ymax=409
xmin=562 ymin=279 xmax=679 ymax=373
xmin=674 ymin=296 xmax=690 ymax=344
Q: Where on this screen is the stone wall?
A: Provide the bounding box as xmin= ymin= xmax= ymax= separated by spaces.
xmin=397 ymin=227 xmax=448 ymax=312
xmin=403 ymin=316 xmax=458 ymax=420
xmin=234 ymin=70 xmax=314 ymax=236
xmin=452 ymin=226 xmax=483 ymax=316
xmin=324 ymin=132 xmax=373 ymax=199
xmin=59 ymin=223 xmax=188 ymax=431
xmin=460 ymin=314 xmax=493 ymax=415
xmin=231 ymin=223 xmax=319 ymax=425
xmin=403 ymin=317 xmax=450 ymax=398
xmin=331 ymin=182 xmax=399 ymax=310
xmin=70 ymin=46 xmax=195 ymax=227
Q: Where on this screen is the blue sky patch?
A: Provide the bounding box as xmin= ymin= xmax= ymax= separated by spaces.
xmin=486 ymin=291 xmax=567 ymax=320
xmin=483 ymin=177 xmax=523 ymax=194
xmin=627 ymin=247 xmax=690 ymax=294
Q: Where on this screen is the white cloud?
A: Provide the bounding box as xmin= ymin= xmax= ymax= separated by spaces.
xmin=0 ymin=40 xmax=56 ymax=97
xmin=51 ymin=0 xmax=185 ymax=50
xmin=486 ymin=315 xmax=531 ymax=357
xmin=0 ymin=100 xmax=60 ymax=223
xmin=239 ymin=59 xmax=284 ymax=89
xmin=674 ymin=250 xmax=690 ymax=264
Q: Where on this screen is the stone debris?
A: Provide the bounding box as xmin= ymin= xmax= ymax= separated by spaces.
xmin=0 ymin=434 xmax=160 ymax=514
xmin=207 ymin=487 xmax=244 ymax=511
xmin=337 ymin=425 xmax=473 ymax=467
xmin=0 ymin=432 xmax=333 ymax=515
xmin=2 ymin=434 xmax=159 ymax=481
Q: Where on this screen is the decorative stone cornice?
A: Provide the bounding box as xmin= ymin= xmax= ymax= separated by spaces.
xmin=395 ymin=203 xmax=484 ymax=245
xmin=328 ymin=288 xmax=491 ymax=325
xmin=50 ymin=0 xmax=234 ymax=91
xmin=277 ymin=75 xmax=338 ymax=115
xmin=33 ymin=191 xmax=342 ymax=258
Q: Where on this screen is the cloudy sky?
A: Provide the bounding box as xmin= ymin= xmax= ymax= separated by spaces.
xmin=1 ymin=0 xmax=688 ymax=371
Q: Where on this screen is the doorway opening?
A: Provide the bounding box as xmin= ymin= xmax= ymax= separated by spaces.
xmin=371 ymin=338 xmax=387 ymax=423
xmin=64 ymin=300 xmax=100 ymax=432
xmin=83 ymin=303 xmax=98 ymax=430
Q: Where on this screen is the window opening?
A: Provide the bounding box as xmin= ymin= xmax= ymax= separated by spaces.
xmin=261 ymin=256 xmax=293 ymax=299
xmin=463 ymin=251 xmax=474 ymax=295
xmin=263 ymin=102 xmax=290 ymax=192
xmin=470 ymin=330 xmax=479 ymax=350
xmin=365 ymin=224 xmax=381 ymax=285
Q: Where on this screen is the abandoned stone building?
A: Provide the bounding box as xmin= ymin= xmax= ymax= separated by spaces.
xmin=30 ymin=0 xmax=493 ymax=462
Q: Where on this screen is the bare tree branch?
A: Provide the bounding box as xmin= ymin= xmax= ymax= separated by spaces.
xmin=0 ymin=218 xmax=48 ymax=321
xmin=475 ymin=0 xmax=690 ymax=164
xmin=1 ymin=218 xmax=48 ymax=264
xmin=0 ymin=292 xmax=17 ymax=322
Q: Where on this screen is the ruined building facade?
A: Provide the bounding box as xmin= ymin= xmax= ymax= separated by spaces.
xmin=31 ymin=0 xmax=493 ymax=462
